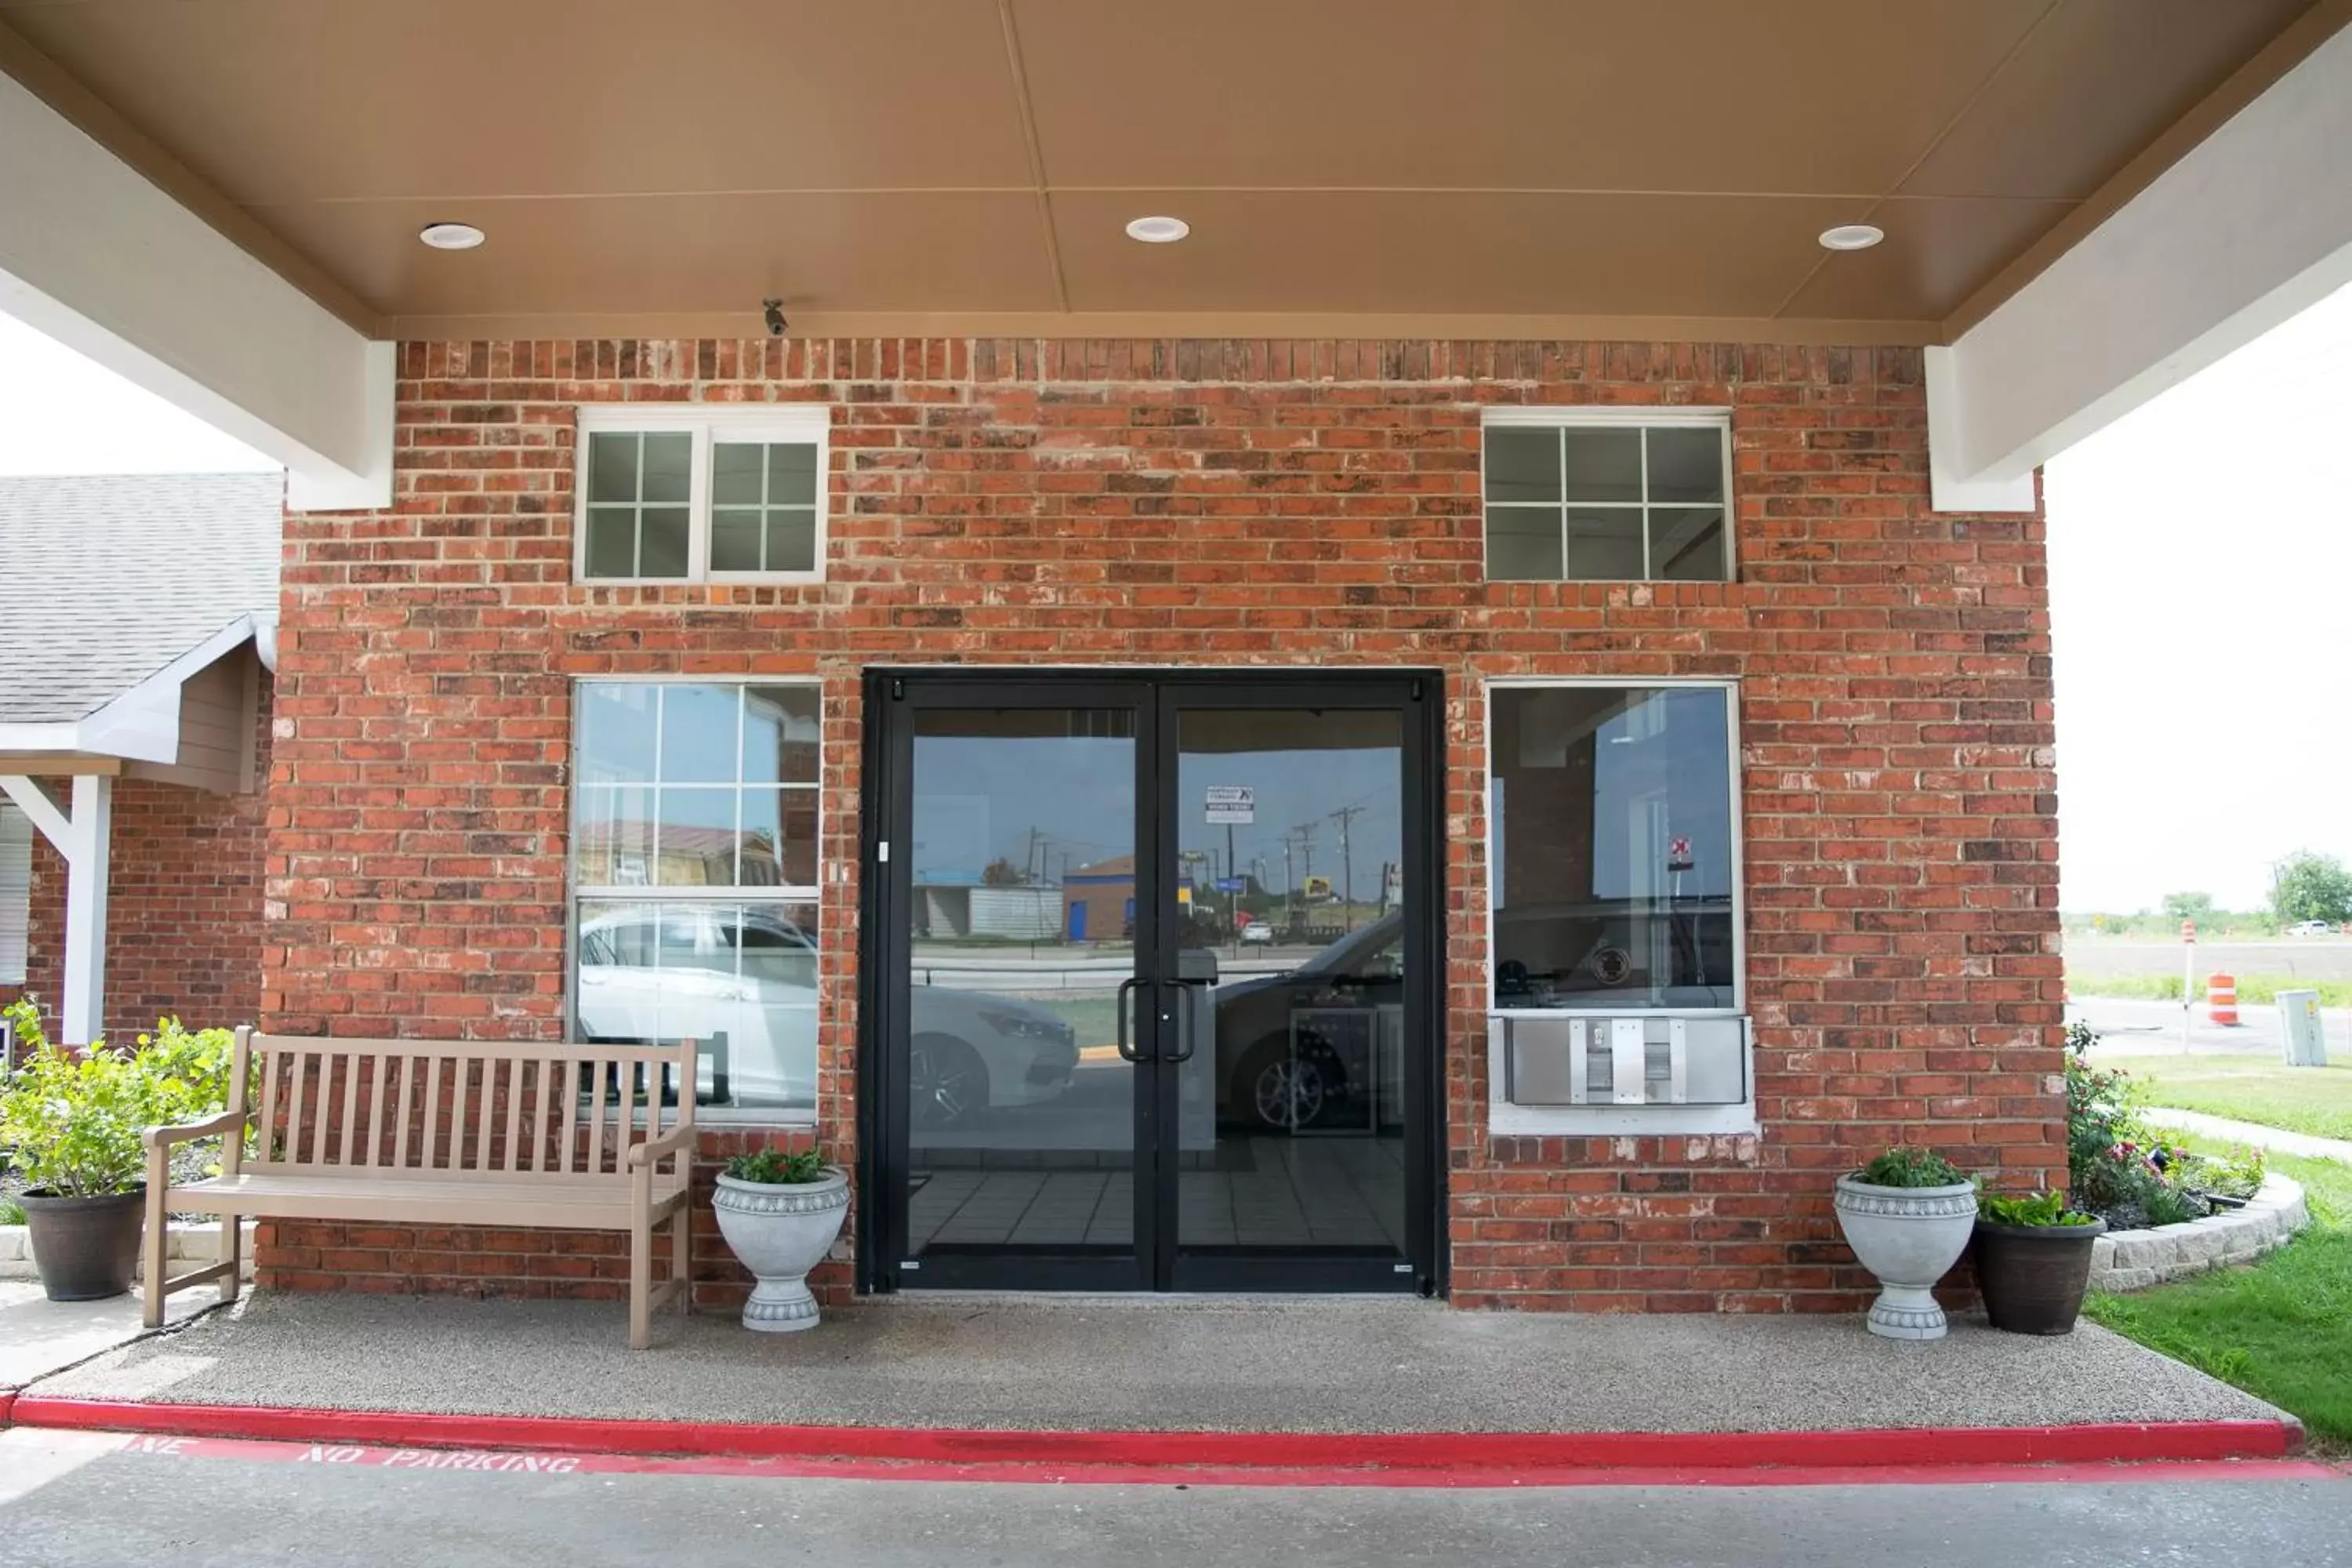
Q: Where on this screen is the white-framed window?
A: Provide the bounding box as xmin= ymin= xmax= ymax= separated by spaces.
xmin=574 ymin=405 xmax=829 ymax=586
xmin=1481 ymin=408 xmax=1733 ymax=583
xmin=0 ymin=802 xmax=29 ymax=986
xmin=1485 ymin=678 xmax=1750 ymax=1134
xmin=568 ymin=680 xmax=822 ymax=1120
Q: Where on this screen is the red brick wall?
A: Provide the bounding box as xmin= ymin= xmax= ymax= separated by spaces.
xmin=263 ymin=337 xmax=2064 ymax=1312
xmin=21 ymin=677 xmax=274 ymax=1043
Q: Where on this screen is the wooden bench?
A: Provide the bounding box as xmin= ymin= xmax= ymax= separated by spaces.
xmin=143 ymin=1028 xmax=699 ymax=1348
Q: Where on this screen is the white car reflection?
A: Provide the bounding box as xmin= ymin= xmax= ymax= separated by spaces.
xmin=576 ymin=907 xmax=1077 ymax=1123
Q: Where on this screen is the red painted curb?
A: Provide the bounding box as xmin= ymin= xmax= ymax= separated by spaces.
xmin=1 ymin=1398 xmax=2303 ymax=1474
xmin=29 ymin=1429 xmax=2343 ymax=1491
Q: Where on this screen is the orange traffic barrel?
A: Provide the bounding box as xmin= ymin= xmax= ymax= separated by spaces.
xmin=2208 ymin=973 xmax=2239 ymax=1027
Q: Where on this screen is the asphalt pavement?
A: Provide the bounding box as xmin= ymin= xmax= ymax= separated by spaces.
xmin=2 ymin=1430 xmax=2349 ymax=1568
xmin=2068 ymin=996 xmax=2350 ymax=1058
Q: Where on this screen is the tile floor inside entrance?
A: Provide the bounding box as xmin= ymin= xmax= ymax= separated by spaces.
xmin=909 ymin=1138 xmax=1406 ymax=1252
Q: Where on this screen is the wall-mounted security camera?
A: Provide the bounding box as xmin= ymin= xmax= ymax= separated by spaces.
xmin=762 ymin=298 xmax=788 ymax=337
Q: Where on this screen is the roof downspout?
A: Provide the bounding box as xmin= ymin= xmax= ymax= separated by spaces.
xmin=252 ymin=614 xmax=280 ymax=674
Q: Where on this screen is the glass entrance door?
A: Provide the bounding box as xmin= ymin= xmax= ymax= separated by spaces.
xmin=869 ymin=672 xmax=1436 ymax=1294
xmin=881 ymin=681 xmax=1156 ymax=1291
xmin=1160 ymin=691 xmax=1419 ymax=1290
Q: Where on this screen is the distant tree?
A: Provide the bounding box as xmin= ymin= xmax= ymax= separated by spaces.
xmin=982 ymin=857 xmax=1026 ymax=887
xmin=2269 ymin=851 xmax=2352 ymax=925
xmin=2159 ymin=891 xmax=2217 ymax=924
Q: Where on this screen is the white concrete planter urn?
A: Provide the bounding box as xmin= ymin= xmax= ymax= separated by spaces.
xmin=711 ymin=1164 xmax=849 ymax=1333
xmin=1833 ymin=1173 xmax=1980 ymax=1340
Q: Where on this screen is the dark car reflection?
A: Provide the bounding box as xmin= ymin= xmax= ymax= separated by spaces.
xmin=1208 ymin=913 xmax=1406 ymax=1134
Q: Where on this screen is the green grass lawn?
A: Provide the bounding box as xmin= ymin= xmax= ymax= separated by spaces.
xmin=2099 ymin=1055 xmax=2352 ymax=1143
xmin=2085 ymin=1143 xmax=2352 ymax=1448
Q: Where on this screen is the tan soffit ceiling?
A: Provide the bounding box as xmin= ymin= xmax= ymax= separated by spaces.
xmin=0 ymin=0 xmax=2341 ymax=345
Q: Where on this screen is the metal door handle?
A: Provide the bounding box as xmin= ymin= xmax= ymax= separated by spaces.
xmin=1116 ymin=977 xmax=1149 ymax=1062
xmin=1163 ymin=980 xmax=1206 ymax=1063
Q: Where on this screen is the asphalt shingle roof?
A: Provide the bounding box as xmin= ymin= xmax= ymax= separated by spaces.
xmin=0 ymin=474 xmax=282 ymax=725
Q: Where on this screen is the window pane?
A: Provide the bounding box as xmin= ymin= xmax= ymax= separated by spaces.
xmin=710 ymin=509 xmax=762 ymax=572
xmin=740 ymin=788 xmax=818 ymax=887
xmin=1647 ymin=426 xmax=1725 ymax=504
xmin=742 ymin=686 xmax=821 ymax=785
xmin=659 ymin=684 xmax=742 ymax=782
xmin=577 ymin=684 xmax=658 ymax=786
xmin=651 ymin=788 xmax=742 ymax=886
xmin=1490 ymin=686 xmax=1737 ymax=1011
xmin=1564 ymin=510 xmax=1646 ymax=579
xmin=1483 ymin=429 xmax=1559 ymax=505
xmin=586 ymin=432 xmax=637 ymax=506
xmin=1560 ymin=428 xmax=1642 ymax=503
xmin=767 ymin=443 xmax=819 ymax=506
xmin=1653 ymin=508 xmax=1728 ymax=582
xmin=1486 ymin=509 xmax=1563 ymax=581
xmin=641 ymin=431 xmax=691 ymax=504
xmin=583 ymin=507 xmax=638 ymax=578
xmin=639 ymin=507 xmax=691 ymax=577
xmin=573 ymin=786 xmax=655 ymax=886
xmin=713 ymin=443 xmax=764 ymax=506
xmin=572 ymin=901 xmax=818 ymax=1113
xmin=765 ymin=510 xmax=818 ymax=573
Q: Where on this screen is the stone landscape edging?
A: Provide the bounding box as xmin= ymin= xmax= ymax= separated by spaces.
xmin=2086 ymin=1173 xmax=2309 ymax=1293
xmin=0 ymin=1220 xmax=257 ymax=1279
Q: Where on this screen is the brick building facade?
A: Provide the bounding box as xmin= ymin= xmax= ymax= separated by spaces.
xmin=240 ymin=335 xmax=2064 ymax=1312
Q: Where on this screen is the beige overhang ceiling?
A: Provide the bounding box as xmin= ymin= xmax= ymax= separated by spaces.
xmin=0 ymin=0 xmax=2342 ymax=344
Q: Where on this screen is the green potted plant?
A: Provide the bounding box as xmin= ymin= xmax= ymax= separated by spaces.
xmin=1832 ymin=1145 xmax=1979 ymax=1340
xmin=0 ymin=1014 xmax=158 ymax=1301
xmin=710 ymin=1143 xmax=848 ymax=1333
xmin=1973 ymin=1190 xmax=2105 ymax=1335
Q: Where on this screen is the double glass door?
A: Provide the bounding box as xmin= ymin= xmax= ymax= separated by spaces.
xmin=866 ymin=671 xmax=1438 ymax=1294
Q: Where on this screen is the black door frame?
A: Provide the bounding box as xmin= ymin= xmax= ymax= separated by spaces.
xmin=856 ymin=667 xmax=1447 ymax=1297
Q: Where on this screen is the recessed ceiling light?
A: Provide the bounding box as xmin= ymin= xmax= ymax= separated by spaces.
xmin=1817 ymin=223 xmax=1885 ymax=252
xmin=1124 ymin=215 xmax=1190 ymax=244
xmin=418 ymin=221 xmax=487 ymax=250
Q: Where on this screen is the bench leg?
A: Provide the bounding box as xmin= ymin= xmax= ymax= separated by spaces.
xmin=630 ymin=1204 xmax=653 ymax=1351
xmin=140 ymin=1189 xmax=169 ymax=1330
xmin=220 ymin=1212 xmax=242 ymax=1306
xmin=670 ymin=1199 xmax=691 ymax=1320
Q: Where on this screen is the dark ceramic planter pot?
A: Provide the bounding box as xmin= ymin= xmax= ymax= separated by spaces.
xmin=1974 ymin=1216 xmax=2107 ymax=1335
xmin=18 ymin=1186 xmax=146 ymax=1301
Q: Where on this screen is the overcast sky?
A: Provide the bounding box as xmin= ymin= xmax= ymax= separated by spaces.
xmin=4 ymin=287 xmax=2345 ymax=915
xmin=2043 ymin=280 xmax=2352 ymax=913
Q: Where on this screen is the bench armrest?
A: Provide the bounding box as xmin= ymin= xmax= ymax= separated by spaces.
xmin=626 ymin=1120 xmax=698 ymax=1170
xmin=143 ymin=1108 xmax=252 ymax=1152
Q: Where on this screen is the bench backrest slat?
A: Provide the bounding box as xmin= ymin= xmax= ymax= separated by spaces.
xmin=242 ymin=1034 xmax=697 ymax=1185
xmin=292 ymin=1050 xmax=310 ymax=1164
xmin=393 ymin=1053 xmax=416 ymax=1171
xmin=560 ymin=1056 xmax=580 ymax=1174
xmin=529 ymin=1058 xmax=554 ymax=1174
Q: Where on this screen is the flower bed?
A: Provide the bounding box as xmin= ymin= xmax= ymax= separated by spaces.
xmin=2085 ymin=1172 xmax=2309 ymax=1292
xmin=2067 ymin=1022 xmax=2266 ymax=1229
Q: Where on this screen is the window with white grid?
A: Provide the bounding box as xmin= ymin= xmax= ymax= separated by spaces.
xmin=1482 ymin=410 xmax=1733 ymax=583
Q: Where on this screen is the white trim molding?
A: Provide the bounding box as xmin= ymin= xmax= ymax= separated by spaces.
xmin=0 ymin=71 xmax=390 ymax=510
xmin=1 ymin=771 xmax=110 ymax=1043
xmin=1926 ymin=23 xmax=2352 ymax=513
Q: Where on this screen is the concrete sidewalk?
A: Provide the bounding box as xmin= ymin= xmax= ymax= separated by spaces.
xmin=16 ymin=1291 xmax=2292 ymax=1439
xmin=2141 ymin=1105 xmax=2352 ymax=1165
xmin=0 ymin=1281 xmax=213 ymax=1396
